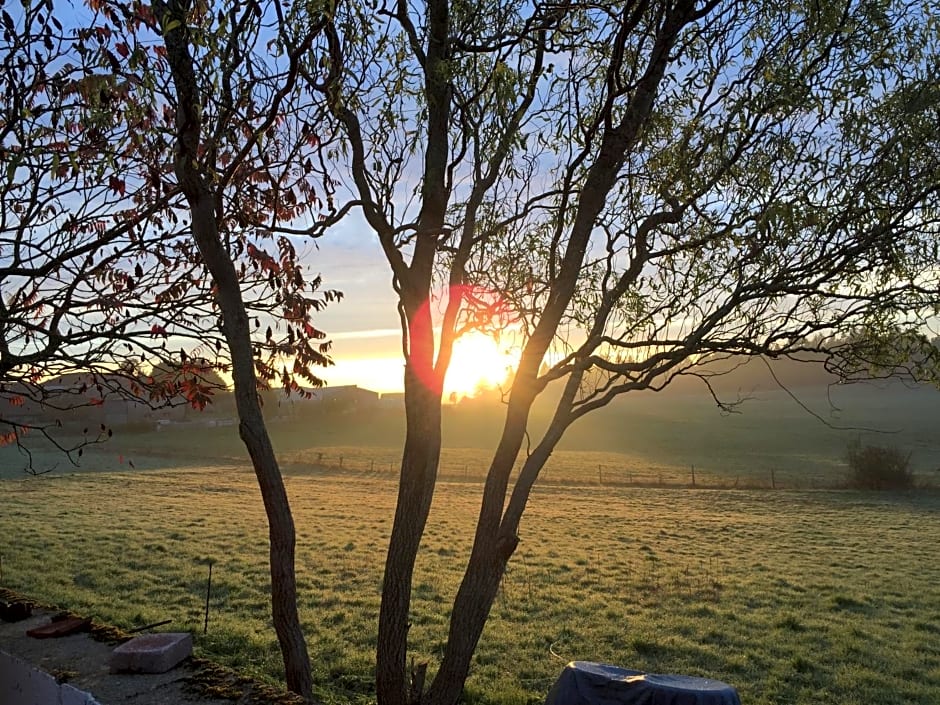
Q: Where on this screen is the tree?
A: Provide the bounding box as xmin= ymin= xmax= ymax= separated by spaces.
xmin=312 ymin=2 xmax=940 ymax=704
xmin=0 ymin=0 xmax=231 ymax=470
xmin=4 ymin=1 xmax=338 ymax=699
xmin=145 ymin=0 xmax=335 ymax=699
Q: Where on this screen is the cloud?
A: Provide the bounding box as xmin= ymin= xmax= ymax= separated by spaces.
xmin=331 ymin=328 xmax=401 ymax=341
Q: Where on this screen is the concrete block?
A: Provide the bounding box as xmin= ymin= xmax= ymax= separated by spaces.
xmin=109 ymin=632 xmax=192 ymax=674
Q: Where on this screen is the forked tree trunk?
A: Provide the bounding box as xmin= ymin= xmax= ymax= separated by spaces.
xmin=377 ymin=365 xmax=443 ymax=705
xmin=420 ymin=7 xmax=694 ymax=701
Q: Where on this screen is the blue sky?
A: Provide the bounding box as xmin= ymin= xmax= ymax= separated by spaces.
xmin=4 ymin=3 xmax=411 ymax=393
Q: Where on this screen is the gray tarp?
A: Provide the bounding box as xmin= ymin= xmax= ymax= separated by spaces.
xmin=545 ymin=661 xmax=741 ymax=705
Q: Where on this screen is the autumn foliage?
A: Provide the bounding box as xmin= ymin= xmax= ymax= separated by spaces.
xmin=0 ymin=0 xmax=338 ymax=470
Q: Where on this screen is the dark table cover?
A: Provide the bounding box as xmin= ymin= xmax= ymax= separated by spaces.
xmin=545 ymin=661 xmax=741 ymax=705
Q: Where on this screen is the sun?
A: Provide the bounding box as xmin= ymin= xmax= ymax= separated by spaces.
xmin=444 ymin=331 xmax=520 ymax=400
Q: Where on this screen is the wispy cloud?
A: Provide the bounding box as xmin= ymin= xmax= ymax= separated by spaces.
xmin=330 ymin=328 xmax=401 ymax=341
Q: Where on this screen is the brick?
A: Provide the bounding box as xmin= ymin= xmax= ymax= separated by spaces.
xmin=26 ymin=617 xmax=91 ymax=639
xmin=109 ymin=633 xmax=192 ymax=674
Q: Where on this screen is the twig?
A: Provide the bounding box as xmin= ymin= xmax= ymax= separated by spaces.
xmin=128 ymin=619 xmax=172 ymax=634
xmin=204 ymin=561 xmax=213 ymax=635
xmin=761 ymin=357 xmax=895 ymax=433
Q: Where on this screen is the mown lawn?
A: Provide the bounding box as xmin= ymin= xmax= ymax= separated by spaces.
xmin=1 ymin=467 xmax=938 ymax=705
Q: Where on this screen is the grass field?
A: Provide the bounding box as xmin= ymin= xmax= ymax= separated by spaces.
xmin=2 ymin=466 xmax=939 ymax=705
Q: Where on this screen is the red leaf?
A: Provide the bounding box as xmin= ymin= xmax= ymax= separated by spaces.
xmin=108 ymin=175 xmax=126 ymax=196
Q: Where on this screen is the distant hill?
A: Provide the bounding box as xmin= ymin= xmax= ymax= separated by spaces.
xmin=645 ymin=354 xmax=840 ymax=397
xmin=5 ymin=355 xmax=938 ymax=487
xmin=453 ymin=368 xmax=940 ymax=485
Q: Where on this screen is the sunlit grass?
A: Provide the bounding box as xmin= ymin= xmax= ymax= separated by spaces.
xmin=2 ymin=467 xmax=939 ymax=704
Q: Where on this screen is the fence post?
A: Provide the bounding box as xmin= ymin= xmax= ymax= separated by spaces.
xmin=204 ymin=561 xmax=213 ymax=635
xmin=691 ymin=464 xmax=696 ymax=487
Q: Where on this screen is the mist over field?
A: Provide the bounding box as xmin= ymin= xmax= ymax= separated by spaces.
xmin=4 ymin=358 xmax=940 ymax=488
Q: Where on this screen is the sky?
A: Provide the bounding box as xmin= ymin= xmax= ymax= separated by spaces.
xmin=303 ymin=215 xmax=522 ymax=397
xmin=298 ymin=214 xmax=405 ymax=393
xmin=29 ymin=2 xmax=935 ymax=399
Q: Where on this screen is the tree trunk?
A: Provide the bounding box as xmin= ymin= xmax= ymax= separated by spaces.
xmin=377 ymin=364 xmax=442 ymax=705
xmin=190 ymin=197 xmax=316 ymax=703
xmin=237 ymin=405 xmax=313 ymax=700
xmin=424 ymin=537 xmax=511 ymax=705
xmin=427 ymin=382 xmax=574 ymax=705
xmin=154 ymin=3 xmax=314 ymax=698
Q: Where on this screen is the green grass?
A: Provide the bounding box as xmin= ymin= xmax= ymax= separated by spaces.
xmin=2 ymin=467 xmax=939 ymax=705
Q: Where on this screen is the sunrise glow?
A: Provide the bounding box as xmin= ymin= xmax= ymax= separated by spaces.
xmin=444 ymin=331 xmax=520 ymax=400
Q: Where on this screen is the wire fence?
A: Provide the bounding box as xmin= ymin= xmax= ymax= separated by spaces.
xmin=280 ymin=447 xmax=873 ymax=490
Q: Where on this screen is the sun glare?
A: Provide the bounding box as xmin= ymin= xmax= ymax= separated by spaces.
xmin=444 ymin=331 xmax=520 ymax=400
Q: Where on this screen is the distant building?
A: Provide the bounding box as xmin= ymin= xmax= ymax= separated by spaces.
xmin=3 ymin=372 xmax=150 ymax=426
xmin=379 ymin=392 xmax=405 ymax=408
xmin=5 ymin=371 xmax=235 ymax=428
xmin=273 ymin=384 xmax=380 ymax=415
xmin=311 ymin=385 xmax=379 ymax=406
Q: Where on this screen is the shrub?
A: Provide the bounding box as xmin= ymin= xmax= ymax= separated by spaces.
xmin=845 ymin=440 xmax=914 ymax=490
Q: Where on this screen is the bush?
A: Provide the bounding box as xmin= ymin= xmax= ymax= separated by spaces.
xmin=845 ymin=440 xmax=914 ymax=490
